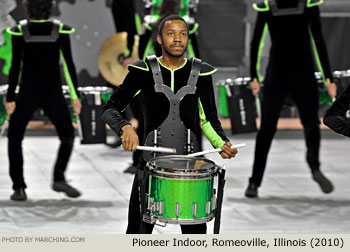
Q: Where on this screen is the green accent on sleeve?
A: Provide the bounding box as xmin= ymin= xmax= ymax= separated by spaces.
xmin=0 ymin=30 xmax=13 ymax=75
xmin=128 ymin=61 xmax=149 ymax=71
xmin=189 ymin=23 xmax=199 ymax=35
xmin=134 ymin=90 xmax=141 ymax=97
xmin=59 ymin=23 xmax=75 ymax=34
xmin=120 ymin=90 xmax=142 ymax=113
xmin=309 ymin=28 xmax=327 ymax=86
xmin=198 ymin=99 xmax=226 ymax=148
xmin=307 ymin=0 xmax=323 ymax=8
xmin=60 ymin=50 xmax=78 ymax=100
xmin=6 ymin=27 xmax=22 ymax=36
xmin=256 ymin=23 xmax=269 ymax=82
xmin=199 ymin=69 xmax=217 ymax=76
xmin=187 ymin=39 xmax=195 ymax=58
xmin=142 ymin=39 xmax=153 ymax=60
xmin=253 ymin=0 xmax=270 ymax=12
xmin=135 ymin=13 xmax=142 ymax=34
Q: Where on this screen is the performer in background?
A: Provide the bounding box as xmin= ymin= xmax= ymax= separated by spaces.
xmin=6 ymin=0 xmax=81 ymax=201
xmin=324 ymin=85 xmax=350 ymax=137
xmin=102 ymin=15 xmax=237 ymax=233
xmin=111 ymin=0 xmax=138 ymax=66
xmin=246 ymin=0 xmax=337 ymax=198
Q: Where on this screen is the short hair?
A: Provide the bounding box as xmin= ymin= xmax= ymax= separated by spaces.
xmin=24 ymin=0 xmax=53 ymax=19
xmin=157 ymin=14 xmax=189 ymax=37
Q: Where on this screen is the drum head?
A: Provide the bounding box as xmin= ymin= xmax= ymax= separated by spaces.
xmin=148 ymin=155 xmax=217 ymax=179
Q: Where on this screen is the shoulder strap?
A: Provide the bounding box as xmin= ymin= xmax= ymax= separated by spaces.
xmin=147 ymin=55 xmax=164 ymax=85
xmin=21 ymin=19 xmax=60 ymax=43
xmin=187 ymin=58 xmax=202 ymax=87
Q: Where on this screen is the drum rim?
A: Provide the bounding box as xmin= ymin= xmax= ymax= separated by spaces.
xmin=147 ymin=155 xmax=218 ymax=177
xmin=149 ymin=215 xmax=214 ymax=225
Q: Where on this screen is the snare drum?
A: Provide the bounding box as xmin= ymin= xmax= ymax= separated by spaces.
xmin=145 ymin=155 xmax=218 ymax=225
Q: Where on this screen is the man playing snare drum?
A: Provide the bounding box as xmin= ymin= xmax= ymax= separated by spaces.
xmin=102 ymin=14 xmax=237 ymax=234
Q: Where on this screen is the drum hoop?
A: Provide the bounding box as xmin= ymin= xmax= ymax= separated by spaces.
xmin=150 ymin=172 xmax=216 ymax=181
xmin=150 ymin=215 xmax=214 ymax=225
xmin=147 ymin=155 xmax=218 ymax=176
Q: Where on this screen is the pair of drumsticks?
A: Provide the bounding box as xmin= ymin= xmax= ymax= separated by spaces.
xmin=136 ymin=143 xmax=246 ymax=157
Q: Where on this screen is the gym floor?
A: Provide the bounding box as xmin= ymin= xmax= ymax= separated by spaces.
xmin=0 ymin=129 xmax=349 ymax=234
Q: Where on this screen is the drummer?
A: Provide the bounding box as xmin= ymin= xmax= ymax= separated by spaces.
xmin=102 ymin=14 xmax=237 ymax=234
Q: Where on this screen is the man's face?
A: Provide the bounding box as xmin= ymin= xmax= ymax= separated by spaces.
xmin=157 ymin=20 xmax=188 ymax=58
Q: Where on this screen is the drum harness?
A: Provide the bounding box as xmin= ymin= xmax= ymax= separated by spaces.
xmin=20 ymin=19 xmax=60 ymax=43
xmin=137 ymin=55 xmax=226 ymax=233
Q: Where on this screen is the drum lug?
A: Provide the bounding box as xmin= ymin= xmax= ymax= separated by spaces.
xmin=176 ymin=203 xmax=181 ymax=217
xmin=206 ymin=201 xmax=211 ymax=215
xmin=146 ymin=195 xmax=154 ymax=211
xmin=192 ymin=203 xmax=197 ymax=217
xmin=147 ymin=195 xmax=164 ymax=215
xmin=155 ymin=201 xmax=164 ymax=215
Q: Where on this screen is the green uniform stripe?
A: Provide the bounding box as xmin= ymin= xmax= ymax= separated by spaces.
xmin=128 ymin=61 xmax=149 ymax=71
xmin=187 ymin=39 xmax=195 ymax=58
xmin=307 ymin=0 xmax=323 ymax=8
xmin=143 ymin=39 xmax=153 ymax=60
xmin=199 ymin=69 xmax=217 ymax=76
xmin=29 ymin=19 xmax=50 ymax=23
xmin=198 ymin=99 xmax=225 ymax=148
xmin=145 ymin=23 xmax=152 ymax=31
xmin=309 ymin=28 xmax=327 ymax=86
xmin=256 ymin=23 xmax=269 ymax=82
xmin=135 ymin=13 xmax=142 ymax=34
xmin=59 ymin=23 xmax=75 ymax=34
xmin=60 ymin=50 xmax=78 ymax=99
xmin=134 ymin=90 xmax=141 ymax=97
xmin=253 ymin=0 xmax=270 ymax=11
xmin=6 ymin=27 xmax=22 ymax=36
xmin=189 ymin=23 xmax=199 ymax=35
xmin=157 ymin=58 xmax=188 ymax=92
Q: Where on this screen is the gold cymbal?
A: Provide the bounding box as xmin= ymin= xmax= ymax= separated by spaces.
xmin=98 ymin=32 xmax=139 ymax=86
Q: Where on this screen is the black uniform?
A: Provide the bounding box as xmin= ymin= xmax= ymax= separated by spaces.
xmin=324 ymin=85 xmax=350 ymax=137
xmin=102 ymin=57 xmax=227 ymax=234
xmin=249 ymin=0 xmax=333 ymax=187
xmin=6 ymin=20 xmax=79 ymax=190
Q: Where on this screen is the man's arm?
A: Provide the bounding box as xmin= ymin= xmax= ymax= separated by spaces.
xmin=309 ymin=6 xmax=337 ymax=98
xmin=6 ymin=27 xmax=23 ymax=103
xmin=101 ymin=67 xmax=143 ymax=138
xmin=250 ymin=11 xmax=268 ymax=82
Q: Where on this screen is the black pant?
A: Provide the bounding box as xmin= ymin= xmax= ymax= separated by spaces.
xmin=8 ymin=93 xmax=75 ymax=190
xmin=126 ymin=163 xmax=207 ymax=234
xmin=249 ymin=74 xmax=321 ymax=187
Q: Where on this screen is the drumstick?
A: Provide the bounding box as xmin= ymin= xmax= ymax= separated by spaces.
xmin=0 ymin=116 xmax=9 ymax=138
xmin=76 ymin=115 xmax=84 ymax=141
xmin=185 ymin=143 xmax=246 ymax=158
xmin=136 ymin=146 xmax=176 ymax=154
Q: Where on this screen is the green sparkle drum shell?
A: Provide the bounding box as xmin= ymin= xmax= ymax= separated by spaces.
xmin=147 ymin=155 xmax=218 ymax=224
